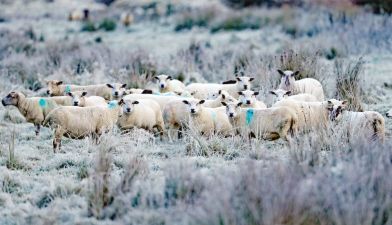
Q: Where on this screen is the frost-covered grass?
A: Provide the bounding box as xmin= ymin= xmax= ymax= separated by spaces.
xmin=0 ymin=0 xmax=392 ymax=224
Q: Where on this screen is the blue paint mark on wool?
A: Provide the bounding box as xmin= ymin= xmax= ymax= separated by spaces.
xmin=65 ymin=85 xmax=71 ymax=94
xmin=39 ymin=98 xmax=47 ymax=108
xmin=108 ymin=101 xmax=118 ymax=109
xmin=211 ymin=111 xmax=217 ymax=122
xmin=246 ymin=108 xmax=254 ymax=126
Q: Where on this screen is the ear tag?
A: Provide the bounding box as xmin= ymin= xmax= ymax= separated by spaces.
xmin=108 ymin=101 xmax=117 ymax=109
xmin=246 ymin=108 xmax=254 ymax=126
xmin=39 ymin=98 xmax=47 ymax=108
xmin=65 ymin=85 xmax=71 ymax=94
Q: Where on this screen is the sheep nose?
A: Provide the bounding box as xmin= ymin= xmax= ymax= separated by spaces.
xmin=229 ymin=113 xmax=234 ymax=117
xmin=191 ymin=109 xmax=196 ymax=113
xmin=73 ymin=102 xmax=78 ymax=106
xmin=246 ymin=100 xmax=251 ymax=105
xmin=244 ymin=85 xmax=248 ymax=89
xmin=114 ymin=91 xmax=119 ymax=96
xmin=126 ymin=109 xmax=130 ymax=113
xmin=160 ymin=84 xmax=164 ymax=88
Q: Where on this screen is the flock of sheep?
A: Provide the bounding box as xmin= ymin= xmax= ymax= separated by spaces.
xmin=2 ymin=71 xmax=389 ymax=152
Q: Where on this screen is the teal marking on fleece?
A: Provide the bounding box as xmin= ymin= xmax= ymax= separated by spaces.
xmin=64 ymin=85 xmax=71 ymax=94
xmin=246 ymin=108 xmax=254 ymax=126
xmin=38 ymin=98 xmax=47 ymax=108
xmin=108 ymin=100 xmax=118 ymax=109
xmin=211 ymin=111 xmax=217 ymax=123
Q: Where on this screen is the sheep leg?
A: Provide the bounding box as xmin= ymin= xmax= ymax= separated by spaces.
xmin=177 ymin=126 xmax=183 ymax=139
xmin=53 ymin=127 xmax=64 ymax=153
xmin=35 ymin=124 xmax=41 ymax=136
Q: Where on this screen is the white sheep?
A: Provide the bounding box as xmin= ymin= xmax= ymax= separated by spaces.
xmin=123 ymin=93 xmax=190 ymax=110
xmin=2 ymin=92 xmax=59 ymax=136
xmin=117 ymin=99 xmax=165 ymax=138
xmin=277 ymin=70 xmax=325 ymax=101
xmin=221 ymin=101 xmax=298 ymax=143
xmin=238 ymin=90 xmax=267 ymax=109
xmin=67 ymin=92 xmax=107 ymax=107
xmin=185 ymin=76 xmax=254 ymax=99
xmin=154 ymin=74 xmax=186 ymax=93
xmin=126 ymin=88 xmax=194 ymax=98
xmin=181 ymin=99 xmax=233 ymax=137
xmin=327 ymin=99 xmax=385 ymax=143
xmin=162 ymin=91 xmax=234 ymax=140
xmin=68 ymin=9 xmax=89 ymax=21
xmin=273 ymin=99 xmax=329 ymax=133
xmin=386 ymin=109 xmax=392 ymax=118
xmin=46 ymin=80 xmax=127 ymax=100
xmin=43 ymin=101 xmax=121 ymax=152
xmin=269 ymin=89 xmax=318 ymax=103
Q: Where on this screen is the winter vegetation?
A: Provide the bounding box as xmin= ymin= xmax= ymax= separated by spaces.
xmin=0 ymin=0 xmax=391 ymax=224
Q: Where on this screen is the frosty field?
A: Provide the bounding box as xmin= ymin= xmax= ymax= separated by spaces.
xmin=0 ymin=0 xmax=392 ymax=224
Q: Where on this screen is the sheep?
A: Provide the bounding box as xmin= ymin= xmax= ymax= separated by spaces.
xmin=221 ymin=101 xmax=297 ymax=143
xmin=68 ymin=9 xmax=89 ymax=21
xmin=277 ymin=70 xmax=325 ymax=101
xmin=269 ymin=89 xmax=318 ymax=103
xmin=123 ymin=93 xmax=192 ymax=110
xmin=125 ymin=89 xmax=154 ymax=94
xmin=162 ymin=91 xmax=234 ymax=140
xmin=46 ymin=80 xmax=126 ymax=100
xmin=154 ymin=74 xmax=186 ymax=93
xmin=185 ymin=76 xmax=254 ymax=99
xmin=273 ymin=99 xmax=329 ymax=133
xmin=43 ymin=101 xmax=121 ymax=152
xmin=181 ymin=99 xmax=233 ymax=137
xmin=117 ymin=99 xmax=164 ymax=138
xmin=121 ymin=12 xmax=134 ymax=26
xmin=67 ymin=92 xmax=107 ymax=107
xmin=327 ymin=99 xmax=385 ymax=143
xmin=2 ymin=92 xmax=59 ymax=136
xmin=238 ymin=90 xmax=267 ymax=109
xmin=126 ymin=88 xmax=194 ymax=98
xmin=386 ymin=109 xmax=392 ymax=118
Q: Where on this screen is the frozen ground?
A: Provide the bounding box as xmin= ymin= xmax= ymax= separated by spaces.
xmin=0 ymin=0 xmax=391 ymax=224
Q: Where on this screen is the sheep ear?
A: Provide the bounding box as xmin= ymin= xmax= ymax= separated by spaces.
xmin=182 ymin=100 xmax=189 ymax=105
xmin=106 ymin=84 xmax=114 ymax=88
xmin=292 ymin=71 xmax=300 ymax=76
xmin=236 ymin=77 xmax=241 ymax=81
xmin=167 ymin=76 xmax=173 ymax=80
xmin=218 ymin=90 xmax=222 ymax=95
xmin=141 ymin=89 xmax=153 ymax=94
xmin=67 ymin=92 xmax=73 ymax=97
xmin=277 ymin=70 xmax=285 ymax=76
xmin=173 ymin=91 xmax=181 ymax=96
xmin=285 ymin=91 xmax=291 ymax=95
xmin=56 ymin=81 xmax=63 ymax=85
xmin=238 ymin=91 xmax=243 ymax=96
xmin=119 ymin=99 xmax=125 ymax=105
xmin=237 ymin=102 xmax=243 ymax=107
xmin=154 ymin=76 xmax=159 ymax=80
xmin=82 ymin=91 xmax=88 ymax=97
xmin=121 ymin=83 xmax=127 ymax=88
xmin=221 ymin=94 xmax=226 ymax=99
xmin=132 ymin=101 xmax=139 ymax=105
xmin=249 ymin=77 xmax=254 ymax=82
xmin=253 ymin=91 xmax=259 ymax=96
xmin=269 ymin=91 xmax=276 ymax=96
xmin=199 ymin=100 xmax=205 ymax=105
xmin=221 ymin=102 xmax=227 ymax=106
xmin=341 ymin=100 xmax=348 ymax=108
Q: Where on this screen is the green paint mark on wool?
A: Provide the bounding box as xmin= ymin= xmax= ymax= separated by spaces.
xmin=65 ymin=85 xmax=71 ymax=94
xmin=246 ymin=108 xmax=254 ymax=126
xmin=211 ymin=111 xmax=217 ymax=123
xmin=39 ymin=98 xmax=47 ymax=108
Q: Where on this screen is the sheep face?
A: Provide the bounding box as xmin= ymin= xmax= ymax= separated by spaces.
xmin=387 ymin=109 xmax=392 ymax=118
xmin=2 ymin=92 xmax=21 ymax=106
xmin=119 ymin=99 xmax=139 ymax=115
xmin=46 ymin=80 xmax=64 ymax=96
xmin=154 ymin=75 xmax=172 ymax=90
xmin=236 ymin=76 xmax=254 ymax=90
xmin=68 ymin=92 xmax=87 ymax=106
xmin=222 ymin=101 xmax=242 ymax=119
xmin=270 ymin=89 xmax=291 ymax=101
xmin=327 ymin=99 xmax=347 ymax=121
xmin=278 ymin=70 xmax=299 ymax=87
xmin=106 ymin=83 xmax=127 ymax=99
xmin=238 ymin=90 xmax=259 ymax=106
xmin=182 ymin=99 xmax=205 ymax=115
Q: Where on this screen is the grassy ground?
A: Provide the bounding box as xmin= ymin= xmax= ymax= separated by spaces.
xmin=0 ymin=0 xmax=391 ymax=224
